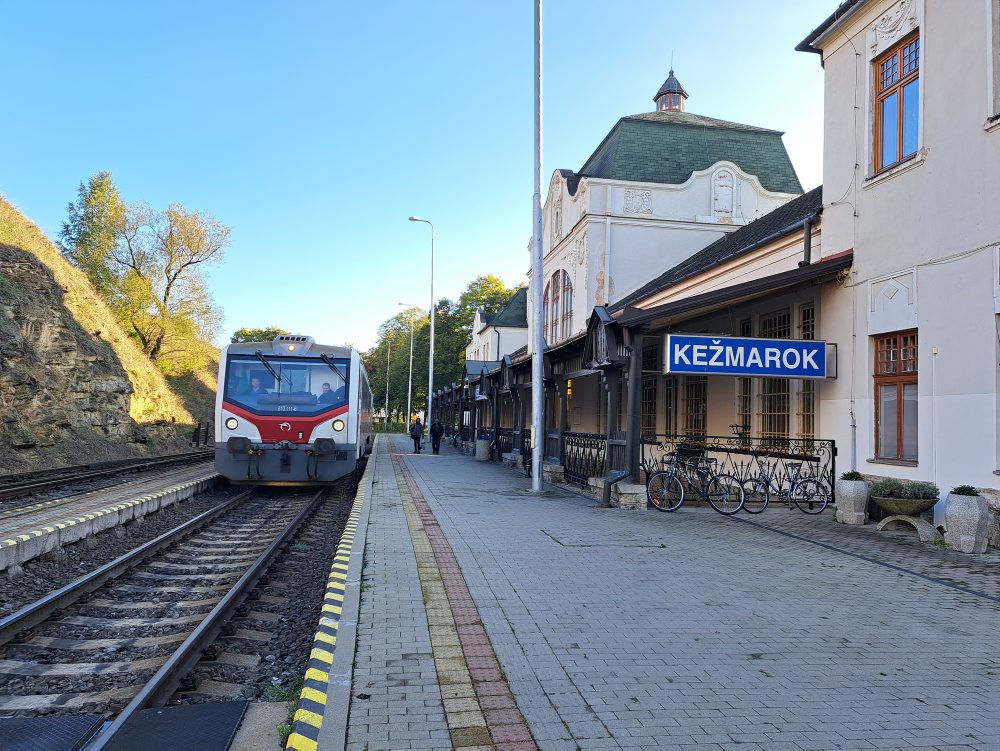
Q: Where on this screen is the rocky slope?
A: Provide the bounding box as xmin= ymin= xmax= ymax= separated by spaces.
xmin=0 ymin=196 xmax=215 ymax=472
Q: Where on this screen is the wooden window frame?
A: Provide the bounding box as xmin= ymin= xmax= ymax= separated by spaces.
xmin=561 ymin=272 xmax=573 ymax=340
xmin=873 ymin=330 xmax=918 ymax=460
xmin=874 ymin=32 xmax=920 ymax=174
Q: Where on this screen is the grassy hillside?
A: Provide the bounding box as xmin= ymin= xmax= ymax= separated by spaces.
xmin=0 ymin=195 xmax=218 ymax=459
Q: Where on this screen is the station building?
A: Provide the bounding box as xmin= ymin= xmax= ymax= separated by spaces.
xmin=436 ymin=0 xmax=1000 ymax=512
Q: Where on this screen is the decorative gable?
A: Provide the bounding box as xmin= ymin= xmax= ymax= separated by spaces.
xmin=582 ymin=307 xmax=627 ymax=370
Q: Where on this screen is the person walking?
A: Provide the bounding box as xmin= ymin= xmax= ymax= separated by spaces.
xmin=409 ymin=418 xmax=423 ymax=454
xmin=430 ymin=419 xmax=444 ymax=455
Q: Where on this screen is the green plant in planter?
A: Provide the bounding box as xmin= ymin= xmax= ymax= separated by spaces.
xmin=840 ymin=470 xmax=864 ymax=481
xmin=870 ymin=478 xmax=940 ymax=516
xmin=950 ymin=485 xmax=979 ymax=496
xmin=907 ymin=481 xmax=940 ymax=499
xmin=869 ymin=478 xmax=905 ymax=498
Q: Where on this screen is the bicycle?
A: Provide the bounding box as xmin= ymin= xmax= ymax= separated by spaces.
xmin=740 ymin=458 xmax=830 ymax=514
xmin=646 ymin=444 xmax=745 ymax=515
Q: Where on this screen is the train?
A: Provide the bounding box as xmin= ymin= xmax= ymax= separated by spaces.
xmin=214 ymin=335 xmax=372 ymax=484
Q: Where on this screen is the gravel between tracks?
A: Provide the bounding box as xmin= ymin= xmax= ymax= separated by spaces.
xmin=0 ymin=486 xmax=241 ymax=617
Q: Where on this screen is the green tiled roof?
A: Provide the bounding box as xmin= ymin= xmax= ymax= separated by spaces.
xmin=579 ymin=111 xmax=803 ymax=195
xmin=483 ymin=287 xmax=527 ymax=329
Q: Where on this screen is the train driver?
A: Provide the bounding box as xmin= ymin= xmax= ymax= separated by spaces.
xmin=244 ymin=377 xmax=268 ymax=398
xmin=318 ymin=382 xmax=344 ymax=404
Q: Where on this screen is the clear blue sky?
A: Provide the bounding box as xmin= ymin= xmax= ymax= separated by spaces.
xmin=0 ymin=1 xmax=832 ymax=352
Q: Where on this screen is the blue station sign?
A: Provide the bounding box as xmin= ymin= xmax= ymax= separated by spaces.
xmin=664 ymin=334 xmax=830 ymax=379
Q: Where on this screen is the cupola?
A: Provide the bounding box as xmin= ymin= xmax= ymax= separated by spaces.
xmin=654 ymin=69 xmax=687 ymax=112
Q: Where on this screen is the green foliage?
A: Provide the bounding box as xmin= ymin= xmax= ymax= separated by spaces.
xmin=59 ymin=173 xmax=228 ymax=371
xmin=362 ymin=276 xmax=523 ymax=423
xmin=59 ymin=171 xmax=124 ymax=295
xmin=231 ymin=326 xmax=290 ymax=343
xmin=950 ymin=485 xmax=979 ymax=496
xmin=869 ymin=478 xmax=904 ymax=498
xmin=870 ymin=478 xmax=940 ymax=499
xmin=840 ymin=470 xmax=864 ymax=481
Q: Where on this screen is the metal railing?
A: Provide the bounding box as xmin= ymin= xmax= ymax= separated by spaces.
xmin=641 ymin=433 xmax=836 ymax=499
xmin=564 ymin=432 xmax=607 ymax=487
xmin=607 ymin=431 xmax=627 ymax=473
xmin=519 ymin=430 xmax=532 ymax=478
xmin=497 ymin=428 xmax=514 ymax=457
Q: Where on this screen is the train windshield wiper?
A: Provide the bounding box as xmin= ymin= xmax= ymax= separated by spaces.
xmin=253 ymin=350 xmax=282 ymax=385
xmin=319 ymin=353 xmax=342 ymax=375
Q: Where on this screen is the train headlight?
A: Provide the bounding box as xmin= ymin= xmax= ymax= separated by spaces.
xmin=225 ymin=417 xmax=239 ymax=430
xmin=332 ymin=419 xmax=346 ymax=432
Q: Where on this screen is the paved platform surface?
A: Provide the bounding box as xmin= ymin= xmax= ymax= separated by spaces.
xmin=343 ymin=435 xmax=999 ymax=750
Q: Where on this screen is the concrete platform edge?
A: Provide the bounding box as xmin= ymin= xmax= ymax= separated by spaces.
xmin=285 ymin=438 xmax=377 ymax=751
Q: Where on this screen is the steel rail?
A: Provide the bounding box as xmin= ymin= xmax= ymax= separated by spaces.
xmin=0 ymin=490 xmax=253 ymax=647
xmin=0 ymin=451 xmax=214 ymax=501
xmin=85 ymin=487 xmax=328 ymax=750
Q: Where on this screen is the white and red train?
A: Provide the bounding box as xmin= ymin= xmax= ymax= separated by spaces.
xmin=214 ymin=335 xmax=372 ymax=484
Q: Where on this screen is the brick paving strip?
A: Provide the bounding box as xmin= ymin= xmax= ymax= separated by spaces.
xmin=391 ymin=452 xmax=538 ymax=751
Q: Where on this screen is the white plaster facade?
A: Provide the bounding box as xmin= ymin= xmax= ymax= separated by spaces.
xmin=465 ymin=307 xmax=528 ymax=362
xmin=806 ymin=0 xmax=1000 ymax=497
xmin=528 ymin=162 xmax=799 ymax=354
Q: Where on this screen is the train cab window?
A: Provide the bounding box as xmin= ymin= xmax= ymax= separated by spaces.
xmin=223 ymin=354 xmax=350 ymax=415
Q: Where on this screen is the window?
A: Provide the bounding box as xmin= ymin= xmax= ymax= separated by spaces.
xmin=874 ymin=330 xmax=918 ymax=460
xmin=543 ymin=270 xmax=573 ymax=343
xmin=758 ymin=310 xmax=791 ymax=444
xmin=736 ymin=378 xmax=752 ymax=438
xmin=797 ymin=304 xmax=816 ymax=440
xmin=640 ymin=342 xmax=658 ymax=437
xmin=663 ymin=376 xmax=677 ymax=436
xmin=875 ymin=33 xmax=920 ymax=172
xmin=682 ymin=376 xmax=707 ymax=437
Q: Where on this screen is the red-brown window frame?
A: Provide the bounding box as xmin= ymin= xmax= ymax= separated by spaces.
xmin=873 ymin=330 xmax=918 ymax=460
xmin=874 ymin=32 xmax=920 ymax=174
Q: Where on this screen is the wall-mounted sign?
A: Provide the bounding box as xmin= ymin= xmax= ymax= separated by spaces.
xmin=664 ymin=334 xmax=833 ymax=379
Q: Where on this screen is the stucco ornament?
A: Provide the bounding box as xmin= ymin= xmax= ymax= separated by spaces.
xmin=623 ymin=189 xmax=652 ymax=214
xmin=868 ymin=0 xmax=917 ymax=58
xmin=550 ymin=195 xmax=563 ymax=246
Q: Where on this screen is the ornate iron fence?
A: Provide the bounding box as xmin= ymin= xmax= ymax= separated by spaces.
xmin=564 ymin=432 xmax=607 ymax=487
xmin=641 ymin=434 xmax=836 ymax=499
xmin=497 ymin=428 xmax=514 ymax=457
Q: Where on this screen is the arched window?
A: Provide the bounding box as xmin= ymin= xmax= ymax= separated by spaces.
xmin=561 ymin=273 xmax=573 ymax=340
xmin=542 ymin=282 xmax=550 ymax=343
xmin=543 ymin=270 xmax=574 ymax=343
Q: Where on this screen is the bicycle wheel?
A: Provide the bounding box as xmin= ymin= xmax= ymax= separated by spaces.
xmin=741 ymin=479 xmax=769 ymax=514
xmin=647 ymin=471 xmax=684 ymax=512
xmin=792 ymin=478 xmax=830 ymax=514
xmin=705 ymin=474 xmax=745 ymax=515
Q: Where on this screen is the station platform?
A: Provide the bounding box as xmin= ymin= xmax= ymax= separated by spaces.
xmin=289 ymin=434 xmax=999 ymax=751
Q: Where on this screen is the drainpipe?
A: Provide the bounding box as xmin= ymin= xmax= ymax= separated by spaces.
xmin=798 ymin=213 xmax=819 ymax=267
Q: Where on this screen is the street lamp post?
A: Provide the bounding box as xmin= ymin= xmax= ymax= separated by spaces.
xmin=408 ymin=217 xmax=435 ymax=436
xmin=398 ymin=302 xmax=416 ymax=426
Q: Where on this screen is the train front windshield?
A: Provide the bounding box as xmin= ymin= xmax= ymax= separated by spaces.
xmin=224 ymin=354 xmax=350 ymax=416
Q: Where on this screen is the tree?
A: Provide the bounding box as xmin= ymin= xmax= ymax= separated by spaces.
xmin=59 ymin=171 xmax=125 ymax=295
xmin=231 ymin=326 xmax=291 ymax=343
xmin=60 ymin=173 xmax=230 ymax=376
xmin=109 ymin=203 xmax=229 ymax=361
xmin=363 ymin=275 xmax=524 ymax=423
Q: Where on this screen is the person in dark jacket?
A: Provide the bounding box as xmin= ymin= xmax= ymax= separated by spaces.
xmin=430 ymin=420 xmax=444 ymax=455
xmin=409 ymin=418 xmax=423 ymax=454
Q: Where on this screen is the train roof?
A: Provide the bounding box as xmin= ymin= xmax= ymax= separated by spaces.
xmin=224 ymin=335 xmax=356 ymax=358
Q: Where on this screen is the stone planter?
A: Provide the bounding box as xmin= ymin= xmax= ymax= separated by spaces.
xmin=835 ymin=479 xmax=869 ymax=525
xmin=871 ymin=496 xmax=938 ymax=516
xmin=943 ymin=493 xmax=990 ymax=554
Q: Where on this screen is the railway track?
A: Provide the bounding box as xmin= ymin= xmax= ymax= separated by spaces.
xmin=0 ymin=450 xmax=214 ymax=502
xmin=0 ymin=488 xmax=326 ymax=748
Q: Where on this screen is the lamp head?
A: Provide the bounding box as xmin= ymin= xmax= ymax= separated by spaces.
xmin=408 ymin=215 xmax=421 ymax=222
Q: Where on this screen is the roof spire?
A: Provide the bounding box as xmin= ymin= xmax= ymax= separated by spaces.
xmin=654 ymin=66 xmax=687 ymax=113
